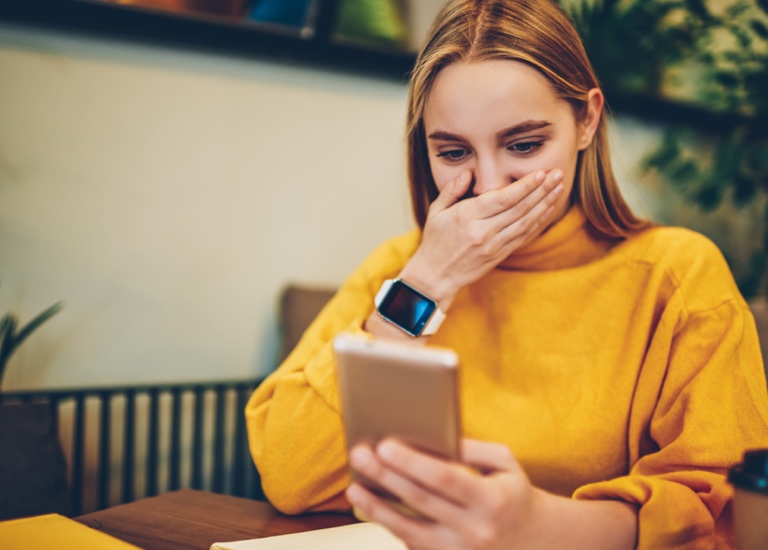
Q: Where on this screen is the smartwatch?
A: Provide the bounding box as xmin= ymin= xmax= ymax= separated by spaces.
xmin=374 ymin=279 xmax=446 ymax=337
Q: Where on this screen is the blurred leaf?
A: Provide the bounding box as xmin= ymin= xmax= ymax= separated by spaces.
xmin=0 ymin=314 xmax=18 ymax=381
xmin=751 ymin=19 xmax=768 ymax=40
xmin=748 ymin=147 xmax=768 ymax=193
xmin=694 ymin=183 xmax=724 ymax=210
xmin=732 ymin=173 xmax=757 ymax=206
xmin=0 ymin=314 xmax=12 ymax=359
xmin=727 ymin=1 xmax=753 ymax=19
xmin=641 ymin=133 xmax=681 ymax=173
xmin=750 ymin=143 xmax=768 ymax=175
xmin=0 ymin=302 xmax=63 ymax=388
xmin=713 ymin=133 xmax=745 ymax=181
xmin=730 ymin=24 xmax=754 ymax=48
xmin=684 ymin=0 xmax=709 ymax=20
xmin=13 ymin=302 xmax=63 ymax=351
xmin=737 ymin=251 xmax=768 ymax=299
xmin=670 ymin=159 xmax=700 ymax=186
xmin=723 ymin=51 xmax=745 ymax=63
xmin=744 ymin=72 xmax=768 ymax=111
xmin=758 ymin=0 xmax=768 ymax=15
xmin=714 ymin=71 xmax=740 ymax=88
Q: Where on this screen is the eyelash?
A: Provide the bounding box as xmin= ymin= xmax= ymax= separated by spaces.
xmin=435 ymin=141 xmax=544 ymax=162
xmin=509 ymin=141 xmax=543 ymax=154
xmin=436 ymin=149 xmax=469 ymax=160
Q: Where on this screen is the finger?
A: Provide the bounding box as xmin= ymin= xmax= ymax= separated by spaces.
xmin=475 ymin=169 xmax=548 ymax=218
xmin=374 ymin=439 xmax=491 ymax=508
xmin=373 ymin=441 xmax=530 ymax=547
xmin=350 ymin=445 xmax=466 ymax=520
xmin=429 ymin=170 xmax=473 ymax=213
xmin=346 ymin=483 xmax=460 ymax=550
xmin=504 ymin=168 xmax=563 ymax=220
xmin=494 ymin=180 xmax=562 ymax=246
xmin=479 ymin=166 xmax=560 ymax=232
xmin=460 ymin=439 xmax=520 ymax=474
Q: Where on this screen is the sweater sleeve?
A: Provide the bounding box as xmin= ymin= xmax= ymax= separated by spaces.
xmin=574 ymin=290 xmax=768 ymax=548
xmin=245 ymin=233 xmax=418 ymax=514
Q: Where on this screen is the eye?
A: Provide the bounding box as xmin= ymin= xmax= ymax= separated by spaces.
xmin=508 ymin=141 xmax=543 ymax=154
xmin=436 ymin=148 xmax=470 ymax=162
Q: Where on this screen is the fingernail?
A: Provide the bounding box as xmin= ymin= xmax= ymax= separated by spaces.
xmin=553 ymin=184 xmax=564 ymax=196
xmin=552 ymin=169 xmax=563 ymax=182
xmin=346 ymin=484 xmax=363 ymax=504
xmin=350 ymin=446 xmax=371 ymax=468
xmin=377 ymin=440 xmax=398 ymax=461
xmin=535 ymin=170 xmax=545 ymax=183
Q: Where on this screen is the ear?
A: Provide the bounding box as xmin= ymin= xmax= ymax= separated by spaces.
xmin=577 ymin=88 xmax=604 ymax=151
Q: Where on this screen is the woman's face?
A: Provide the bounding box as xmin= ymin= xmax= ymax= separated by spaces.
xmin=424 ymin=59 xmax=599 ymax=227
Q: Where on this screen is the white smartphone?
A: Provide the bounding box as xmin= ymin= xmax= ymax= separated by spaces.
xmin=333 ymin=332 xmax=461 ymax=510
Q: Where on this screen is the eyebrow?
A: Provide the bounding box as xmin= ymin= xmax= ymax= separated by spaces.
xmin=427 ymin=120 xmax=552 ymax=142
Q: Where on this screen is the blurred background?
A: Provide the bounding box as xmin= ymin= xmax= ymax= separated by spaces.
xmin=0 ymin=0 xmax=765 ymax=391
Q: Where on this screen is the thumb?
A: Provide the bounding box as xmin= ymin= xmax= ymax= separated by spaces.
xmin=429 ymin=170 xmax=473 ymax=213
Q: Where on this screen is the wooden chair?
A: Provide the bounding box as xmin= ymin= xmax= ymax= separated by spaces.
xmin=277 ymin=284 xmax=336 ymax=365
xmin=0 ymin=402 xmax=72 ymax=520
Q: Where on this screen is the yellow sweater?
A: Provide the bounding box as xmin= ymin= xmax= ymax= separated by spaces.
xmin=246 ymin=206 xmax=768 ymax=548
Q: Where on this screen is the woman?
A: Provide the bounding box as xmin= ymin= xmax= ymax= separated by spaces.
xmin=246 ymin=0 xmax=768 ymax=548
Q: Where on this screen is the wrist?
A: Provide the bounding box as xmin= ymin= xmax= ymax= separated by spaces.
xmin=530 ymin=489 xmax=637 ymax=550
xmin=398 ymin=257 xmax=459 ymax=313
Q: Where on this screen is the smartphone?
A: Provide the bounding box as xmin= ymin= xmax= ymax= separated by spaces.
xmin=333 ymin=332 xmax=461 ymax=511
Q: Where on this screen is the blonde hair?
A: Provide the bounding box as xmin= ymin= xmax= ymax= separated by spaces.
xmin=406 ymin=0 xmax=649 ymax=237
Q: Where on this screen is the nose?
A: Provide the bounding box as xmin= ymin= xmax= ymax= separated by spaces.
xmin=471 ymin=156 xmax=512 ymax=196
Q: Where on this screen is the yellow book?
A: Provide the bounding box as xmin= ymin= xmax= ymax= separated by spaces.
xmin=0 ymin=513 xmax=140 ymax=550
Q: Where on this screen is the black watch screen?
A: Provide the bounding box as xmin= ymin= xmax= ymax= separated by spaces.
xmin=377 ymin=280 xmax=437 ymax=337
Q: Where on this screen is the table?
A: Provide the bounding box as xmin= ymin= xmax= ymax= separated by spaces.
xmin=75 ymin=489 xmax=358 ymax=549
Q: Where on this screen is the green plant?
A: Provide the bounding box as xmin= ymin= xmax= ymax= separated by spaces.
xmin=560 ymin=0 xmax=768 ymax=298
xmin=638 ymin=0 xmax=768 ymax=298
xmin=0 ymin=301 xmax=63 ymax=390
xmin=564 ymin=0 xmax=712 ymax=98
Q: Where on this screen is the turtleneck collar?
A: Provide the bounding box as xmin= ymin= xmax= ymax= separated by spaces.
xmin=496 ymin=205 xmax=614 ymax=272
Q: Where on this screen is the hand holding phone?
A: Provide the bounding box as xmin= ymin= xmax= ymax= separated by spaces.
xmin=333 ymin=332 xmax=461 ymax=514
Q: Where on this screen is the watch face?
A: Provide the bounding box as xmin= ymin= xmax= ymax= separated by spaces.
xmin=377 ymin=280 xmax=437 ymax=336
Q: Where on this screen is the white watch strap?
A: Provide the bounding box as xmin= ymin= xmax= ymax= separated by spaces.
xmin=374 ymin=279 xmax=394 ymax=307
xmin=421 ymin=304 xmax=446 ymax=336
xmin=375 ymin=278 xmax=446 ymax=336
